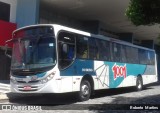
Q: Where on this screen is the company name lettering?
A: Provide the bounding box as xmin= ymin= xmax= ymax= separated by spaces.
xmin=112 ymin=63 xmax=127 ymax=80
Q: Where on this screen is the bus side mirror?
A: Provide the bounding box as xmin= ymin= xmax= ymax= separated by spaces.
xmin=5 ymin=44 xmax=11 ymax=59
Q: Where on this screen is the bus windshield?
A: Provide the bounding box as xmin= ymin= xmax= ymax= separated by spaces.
xmin=11 ymin=36 xmax=56 ymax=70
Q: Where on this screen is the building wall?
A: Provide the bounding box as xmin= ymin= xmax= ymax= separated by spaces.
xmin=16 ymin=0 xmax=39 ymax=28
xmin=0 ymin=0 xmax=17 ymax=81
xmin=0 ymin=0 xmax=17 ymax=23
xmin=39 ymin=8 xmax=83 ymax=30
xmin=0 ymin=20 xmax=16 ymax=47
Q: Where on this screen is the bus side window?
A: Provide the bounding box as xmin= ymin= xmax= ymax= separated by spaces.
xmin=110 ymin=42 xmax=113 ymax=61
xmin=112 ymin=43 xmax=121 ymax=62
xmin=58 ymin=31 xmax=75 ymax=69
xmin=76 ymin=36 xmax=88 ymax=59
xmin=126 ymin=46 xmax=132 ymax=63
xmin=95 ymin=39 xmax=110 ymax=61
xmin=61 ymin=43 xmax=75 ymax=60
xmin=121 ymin=45 xmax=127 ymax=62
xmin=131 ymin=47 xmax=139 ymax=64
xmin=147 ymin=51 xmax=155 ymax=65
xmin=67 ymin=45 xmax=74 ymax=60
xmin=139 ymin=49 xmax=147 ymax=64
xmin=89 ymin=38 xmax=97 ymax=60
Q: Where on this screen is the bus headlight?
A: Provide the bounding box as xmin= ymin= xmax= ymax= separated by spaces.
xmin=10 ymin=76 xmax=17 ymax=83
xmin=40 ymin=71 xmax=56 ymax=84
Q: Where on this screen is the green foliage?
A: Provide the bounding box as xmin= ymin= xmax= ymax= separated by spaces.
xmin=126 ymin=0 xmax=160 ymax=26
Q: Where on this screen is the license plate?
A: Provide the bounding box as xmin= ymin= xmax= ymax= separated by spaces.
xmin=23 ymin=86 xmax=31 ymax=90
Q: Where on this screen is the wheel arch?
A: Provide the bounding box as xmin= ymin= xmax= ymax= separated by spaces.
xmin=81 ymin=74 xmax=94 ymax=94
xmin=137 ymin=74 xmax=143 ymax=81
xmin=137 ymin=74 xmax=143 ymax=84
xmin=136 ymin=74 xmax=143 ymax=91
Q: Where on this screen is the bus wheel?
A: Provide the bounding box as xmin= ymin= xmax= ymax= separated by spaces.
xmin=136 ymin=76 xmax=143 ymax=91
xmin=78 ymin=80 xmax=91 ymax=101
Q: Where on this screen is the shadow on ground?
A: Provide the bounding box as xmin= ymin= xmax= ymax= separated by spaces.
xmin=88 ymin=94 xmax=160 ymax=113
xmin=7 ymin=92 xmax=78 ymax=105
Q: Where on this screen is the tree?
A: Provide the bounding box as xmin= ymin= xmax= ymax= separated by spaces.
xmin=125 ymin=0 xmax=160 ymax=26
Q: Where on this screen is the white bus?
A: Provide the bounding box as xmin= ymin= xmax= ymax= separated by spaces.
xmin=6 ymin=24 xmax=158 ymax=101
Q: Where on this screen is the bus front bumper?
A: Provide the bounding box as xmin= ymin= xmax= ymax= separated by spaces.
xmin=10 ymin=79 xmax=61 ymax=93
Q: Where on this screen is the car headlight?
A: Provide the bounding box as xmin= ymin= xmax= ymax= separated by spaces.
xmin=40 ymin=71 xmax=56 ymax=84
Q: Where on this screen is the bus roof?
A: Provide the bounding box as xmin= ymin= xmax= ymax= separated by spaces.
xmin=13 ymin=24 xmax=155 ymax=52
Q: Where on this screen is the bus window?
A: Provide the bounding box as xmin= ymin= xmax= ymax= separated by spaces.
xmin=131 ymin=47 xmax=139 ymax=64
xmin=100 ymin=40 xmax=110 ymax=61
xmin=139 ymin=49 xmax=147 ymax=64
xmin=121 ymin=45 xmax=127 ymax=62
xmin=96 ymin=39 xmax=110 ymax=61
xmin=76 ymin=36 xmax=88 ymax=59
xmin=126 ymin=46 xmax=133 ymax=63
xmin=147 ymin=51 xmax=155 ymax=65
xmin=89 ymin=38 xmax=98 ymax=60
xmin=58 ymin=31 xmax=75 ymax=69
xmin=112 ymin=43 xmax=121 ymax=62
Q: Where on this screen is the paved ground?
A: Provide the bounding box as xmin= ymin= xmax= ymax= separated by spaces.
xmin=0 ymin=83 xmax=10 ymax=94
xmin=0 ymin=82 xmax=160 ymax=113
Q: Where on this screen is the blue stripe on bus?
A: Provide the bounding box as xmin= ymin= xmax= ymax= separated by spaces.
xmin=60 ymin=59 xmax=96 ymax=76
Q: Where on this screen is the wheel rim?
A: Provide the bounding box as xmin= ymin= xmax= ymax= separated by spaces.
xmin=137 ymin=80 xmax=142 ymax=89
xmin=81 ymin=84 xmax=89 ymax=96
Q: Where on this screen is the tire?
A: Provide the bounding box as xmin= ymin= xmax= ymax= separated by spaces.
xmin=136 ymin=76 xmax=143 ymax=91
xmin=78 ymin=80 xmax=91 ymax=101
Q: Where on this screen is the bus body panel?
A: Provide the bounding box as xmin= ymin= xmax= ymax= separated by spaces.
xmin=59 ymin=58 xmax=157 ymax=90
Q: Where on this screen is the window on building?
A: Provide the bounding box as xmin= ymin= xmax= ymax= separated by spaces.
xmin=0 ymin=2 xmax=10 ymax=22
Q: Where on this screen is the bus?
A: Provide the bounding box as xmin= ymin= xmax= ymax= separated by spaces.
xmin=6 ymin=24 xmax=158 ymax=101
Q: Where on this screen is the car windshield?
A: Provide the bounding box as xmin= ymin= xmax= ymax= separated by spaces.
xmin=11 ymin=36 xmax=56 ymax=70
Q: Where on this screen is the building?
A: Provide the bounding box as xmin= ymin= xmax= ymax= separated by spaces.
xmin=0 ymin=0 xmax=17 ymax=81
xmin=0 ymin=0 xmax=160 ymax=81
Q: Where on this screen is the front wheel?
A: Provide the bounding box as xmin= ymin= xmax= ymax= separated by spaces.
xmin=136 ymin=76 xmax=143 ymax=91
xmin=78 ymin=80 xmax=91 ymax=101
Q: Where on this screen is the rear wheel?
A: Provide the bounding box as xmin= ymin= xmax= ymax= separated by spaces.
xmin=78 ymin=80 xmax=91 ymax=101
xmin=136 ymin=76 xmax=143 ymax=91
